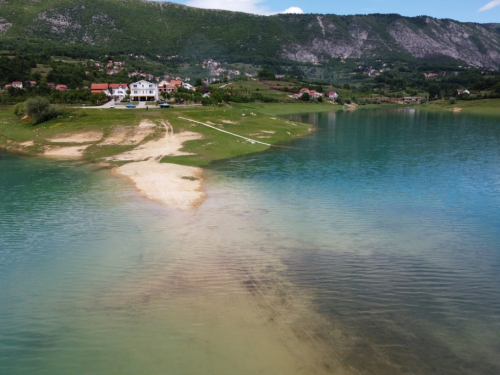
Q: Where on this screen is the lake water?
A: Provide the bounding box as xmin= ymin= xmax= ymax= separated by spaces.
xmin=1 ymin=109 xmax=499 ymax=374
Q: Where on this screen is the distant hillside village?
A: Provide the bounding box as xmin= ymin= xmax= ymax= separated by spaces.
xmin=1 ymin=53 xmax=499 ymax=106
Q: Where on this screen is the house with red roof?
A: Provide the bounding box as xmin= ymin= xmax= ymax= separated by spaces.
xmin=158 ymin=80 xmax=176 ymax=93
xmin=55 ymin=84 xmax=68 ymax=92
xmin=108 ymin=83 xmax=129 ymax=101
xmin=91 ymin=83 xmax=109 ymax=94
xmin=328 ymin=92 xmax=339 ymax=100
xmin=12 ymin=81 xmax=23 ymax=89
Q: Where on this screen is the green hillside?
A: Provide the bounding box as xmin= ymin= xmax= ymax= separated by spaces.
xmin=1 ymin=0 xmax=499 ymax=69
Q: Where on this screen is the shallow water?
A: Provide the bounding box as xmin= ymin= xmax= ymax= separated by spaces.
xmin=1 ymin=109 xmax=499 ymax=374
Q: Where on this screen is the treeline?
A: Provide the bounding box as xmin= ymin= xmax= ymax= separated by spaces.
xmin=1 ymin=86 xmax=107 ymax=106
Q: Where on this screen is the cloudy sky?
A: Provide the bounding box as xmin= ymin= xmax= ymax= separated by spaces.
xmin=163 ymin=0 xmax=500 ymax=22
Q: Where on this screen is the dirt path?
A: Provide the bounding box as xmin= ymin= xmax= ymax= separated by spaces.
xmin=108 ymin=120 xmax=201 ymax=162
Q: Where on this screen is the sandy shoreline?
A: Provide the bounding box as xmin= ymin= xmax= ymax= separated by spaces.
xmin=107 ymin=120 xmax=205 ymax=210
xmin=38 ymin=119 xmax=206 ymax=210
xmin=112 ymin=161 xmax=206 ymax=210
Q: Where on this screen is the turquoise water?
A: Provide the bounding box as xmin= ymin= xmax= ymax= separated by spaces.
xmin=1 ymin=109 xmax=499 ymax=374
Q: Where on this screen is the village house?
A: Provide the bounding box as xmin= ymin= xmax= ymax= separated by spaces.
xmin=309 ymin=90 xmax=319 ymax=99
xmin=457 ymin=89 xmax=470 ymax=95
xmin=12 ymin=81 xmax=23 ymax=89
xmin=328 ymin=92 xmax=339 ymax=100
xmin=47 ymin=83 xmax=55 ymax=89
xmin=55 ymin=84 xmax=68 ymax=92
xmin=130 ymin=80 xmax=158 ymax=102
xmin=158 ymin=80 xmax=176 ymax=93
xmin=91 ymin=83 xmax=109 ymax=94
xmin=108 ymin=83 xmax=129 ymax=101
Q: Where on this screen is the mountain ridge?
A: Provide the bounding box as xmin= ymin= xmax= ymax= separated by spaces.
xmin=1 ymin=0 xmax=499 ymax=68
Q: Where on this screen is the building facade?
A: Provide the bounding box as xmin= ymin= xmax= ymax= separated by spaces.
xmin=130 ymin=80 xmax=158 ymax=102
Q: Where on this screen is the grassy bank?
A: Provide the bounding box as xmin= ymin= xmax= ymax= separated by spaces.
xmin=420 ymin=98 xmax=500 ymax=115
xmin=2 ymin=99 xmax=498 ymax=167
xmin=0 ymin=103 xmax=315 ymax=166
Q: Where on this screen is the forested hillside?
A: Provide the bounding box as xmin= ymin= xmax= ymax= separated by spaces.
xmin=1 ymin=0 xmax=500 ymax=68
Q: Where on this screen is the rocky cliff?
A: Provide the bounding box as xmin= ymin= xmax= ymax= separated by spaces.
xmin=0 ymin=0 xmax=499 ymax=68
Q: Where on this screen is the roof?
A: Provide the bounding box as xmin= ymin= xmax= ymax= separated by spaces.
xmin=91 ymin=83 xmax=109 ymax=90
xmin=170 ymin=80 xmax=182 ymax=86
xmin=109 ymin=83 xmax=128 ymax=89
xmin=12 ymin=81 xmax=23 ymax=85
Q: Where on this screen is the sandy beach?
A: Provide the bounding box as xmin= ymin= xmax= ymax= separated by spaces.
xmin=112 ymin=161 xmax=206 ymax=210
xmin=108 ymin=120 xmax=205 ymax=210
xmin=40 ymin=119 xmax=206 ymax=210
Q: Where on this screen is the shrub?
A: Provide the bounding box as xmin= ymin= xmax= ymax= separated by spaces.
xmin=449 ymin=97 xmax=457 ymax=105
xmin=24 ymin=97 xmax=58 ymax=124
xmin=13 ymin=102 xmax=25 ymax=117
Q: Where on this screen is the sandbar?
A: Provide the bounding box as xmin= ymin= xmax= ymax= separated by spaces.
xmin=47 ymin=131 xmax=103 ymax=143
xmin=44 ymin=145 xmax=90 ymax=157
xmin=113 ymin=161 xmax=206 ymax=210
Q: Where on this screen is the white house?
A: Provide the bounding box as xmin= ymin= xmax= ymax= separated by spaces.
xmin=328 ymin=92 xmax=339 ymax=100
xmin=108 ymin=83 xmax=129 ymax=102
xmin=130 ymin=80 xmax=158 ymax=102
xmin=182 ymin=82 xmax=194 ymax=90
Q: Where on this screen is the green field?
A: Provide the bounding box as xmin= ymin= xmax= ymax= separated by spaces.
xmin=0 ymin=103 xmax=318 ymax=166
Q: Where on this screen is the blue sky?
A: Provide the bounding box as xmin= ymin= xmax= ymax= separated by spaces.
xmin=163 ymin=0 xmax=500 ymax=23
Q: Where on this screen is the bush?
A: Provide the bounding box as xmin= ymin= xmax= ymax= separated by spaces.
xmin=449 ymin=97 xmax=457 ymax=105
xmin=13 ymin=102 xmax=25 ymax=117
xmin=24 ymin=97 xmax=58 ymax=124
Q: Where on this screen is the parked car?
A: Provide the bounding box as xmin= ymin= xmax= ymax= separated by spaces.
xmin=159 ymin=103 xmax=170 ymax=108
xmin=109 ymin=103 xmax=115 ymax=108
xmin=126 ymin=104 xmax=136 ymax=108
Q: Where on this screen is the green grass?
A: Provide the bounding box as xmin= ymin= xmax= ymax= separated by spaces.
xmin=420 ymin=98 xmax=500 ymax=115
xmin=2 ymin=99 xmax=498 ymax=167
xmin=0 ymin=103 xmax=313 ymax=165
xmin=31 ymin=64 xmax=52 ymax=77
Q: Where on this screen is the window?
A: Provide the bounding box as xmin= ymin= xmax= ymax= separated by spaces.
xmin=133 ymin=84 xmax=137 ymax=88
xmin=134 ymin=91 xmax=138 ymax=94
xmin=149 ymin=91 xmax=153 ymax=94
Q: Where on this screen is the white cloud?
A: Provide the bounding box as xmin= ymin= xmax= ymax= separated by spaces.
xmin=282 ymin=7 xmax=304 ymax=14
xmin=184 ymin=0 xmax=303 ymax=15
xmin=479 ymin=0 xmax=500 ymax=11
xmin=185 ymin=0 xmax=271 ymax=14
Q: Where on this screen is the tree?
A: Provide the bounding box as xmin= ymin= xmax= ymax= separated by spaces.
xmin=258 ymin=69 xmax=275 ymax=81
xmin=300 ymin=92 xmax=310 ymax=101
xmin=428 ymin=84 xmax=441 ymax=101
xmin=24 ymin=97 xmax=58 ymax=124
